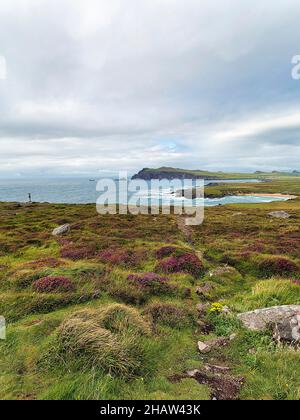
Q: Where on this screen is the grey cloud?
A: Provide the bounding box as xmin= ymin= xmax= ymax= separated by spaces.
xmin=0 ymin=0 xmax=300 ymax=177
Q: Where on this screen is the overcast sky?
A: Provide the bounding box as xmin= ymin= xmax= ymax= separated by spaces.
xmin=0 ymin=0 xmax=300 ymax=177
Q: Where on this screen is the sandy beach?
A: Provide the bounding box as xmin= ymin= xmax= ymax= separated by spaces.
xmin=241 ymin=193 xmax=298 ymax=200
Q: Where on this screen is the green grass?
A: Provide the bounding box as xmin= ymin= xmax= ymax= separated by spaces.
xmin=0 ymin=177 xmax=300 ymax=400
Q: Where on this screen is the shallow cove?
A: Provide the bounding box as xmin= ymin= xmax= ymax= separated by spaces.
xmin=0 ymin=177 xmax=292 ymax=206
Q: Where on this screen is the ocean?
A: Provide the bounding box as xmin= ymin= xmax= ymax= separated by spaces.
xmin=0 ymin=178 xmax=287 ymax=206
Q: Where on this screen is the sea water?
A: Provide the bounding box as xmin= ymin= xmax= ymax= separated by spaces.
xmin=0 ymin=178 xmax=287 ymax=206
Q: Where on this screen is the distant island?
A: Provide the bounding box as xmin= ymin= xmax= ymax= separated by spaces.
xmin=132 ymin=167 xmax=300 ymax=181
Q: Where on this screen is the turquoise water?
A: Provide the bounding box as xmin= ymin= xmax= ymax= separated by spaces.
xmin=0 ymin=178 xmax=287 ymax=206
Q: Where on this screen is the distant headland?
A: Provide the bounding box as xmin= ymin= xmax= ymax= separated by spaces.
xmin=131 ymin=167 xmax=300 ymax=181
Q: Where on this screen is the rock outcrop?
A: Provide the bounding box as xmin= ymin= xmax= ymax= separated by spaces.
xmin=238 ymin=305 xmax=300 ymax=343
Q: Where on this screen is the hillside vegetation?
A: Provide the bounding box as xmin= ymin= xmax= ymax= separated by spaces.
xmin=0 ymin=184 xmax=300 ymax=400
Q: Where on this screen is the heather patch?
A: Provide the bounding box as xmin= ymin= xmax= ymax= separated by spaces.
xmin=8 ymin=269 xmax=47 ymax=290
xmin=157 ymin=253 xmax=204 ymax=277
xmin=127 ymin=272 xmax=172 ymax=295
xmin=33 ymin=277 xmax=75 ymax=293
xmin=155 ymin=246 xmax=187 ymax=259
xmin=98 ymin=248 xmax=144 ymax=267
xmin=60 ymin=244 xmax=97 ymax=260
xmin=256 ymin=255 xmax=299 ymax=277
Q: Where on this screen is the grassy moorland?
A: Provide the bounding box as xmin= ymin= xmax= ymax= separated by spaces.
xmin=205 ymin=176 xmax=300 ymax=198
xmin=0 ymin=182 xmax=299 ymax=400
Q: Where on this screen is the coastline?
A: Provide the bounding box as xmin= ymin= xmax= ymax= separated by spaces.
xmin=239 ymin=193 xmax=298 ymax=200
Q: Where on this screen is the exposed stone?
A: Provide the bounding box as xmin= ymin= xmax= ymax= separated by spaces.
xmin=238 ymin=305 xmax=300 ymax=343
xmin=204 ymin=364 xmax=231 ymax=374
xmin=186 ymin=369 xmax=201 ymax=378
xmin=268 ymin=211 xmax=290 ymax=219
xmin=0 ymin=316 xmax=5 ymax=340
xmin=209 ymin=266 xmax=235 ymax=277
xmin=197 ymin=341 xmax=211 ymax=353
xmin=232 ymin=212 xmax=243 ymax=217
xmin=52 ymin=224 xmax=70 ymax=236
xmin=197 ymin=335 xmax=232 ymax=354
xmin=222 ymin=306 xmax=232 ymax=315
xmin=273 ymin=313 xmax=300 ymax=343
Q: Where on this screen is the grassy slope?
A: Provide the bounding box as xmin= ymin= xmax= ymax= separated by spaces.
xmin=205 ymin=177 xmax=300 ymax=198
xmin=0 ymin=182 xmax=300 ymax=400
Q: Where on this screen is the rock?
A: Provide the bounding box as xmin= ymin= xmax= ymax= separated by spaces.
xmin=273 ymin=313 xmax=300 ymax=343
xmin=0 ymin=316 xmax=5 ymax=340
xmin=197 ymin=336 xmax=232 ymax=354
xmin=197 ymin=341 xmax=211 ymax=353
xmin=222 ymin=306 xmax=232 ymax=315
xmin=268 ymin=211 xmax=290 ymax=219
xmin=186 ymin=369 xmax=201 ymax=378
xmin=238 ymin=305 xmax=300 ymax=343
xmin=232 ymin=212 xmax=243 ymax=217
xmin=209 ymin=266 xmax=234 ymax=277
xmin=52 ymin=224 xmax=70 ymax=236
xmin=204 ymin=364 xmax=231 ymax=374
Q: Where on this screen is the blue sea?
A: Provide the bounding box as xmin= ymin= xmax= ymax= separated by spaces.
xmin=0 ymin=178 xmax=288 ymax=207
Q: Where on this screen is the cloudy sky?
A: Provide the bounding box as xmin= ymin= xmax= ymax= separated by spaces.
xmin=0 ymin=0 xmax=300 ymax=177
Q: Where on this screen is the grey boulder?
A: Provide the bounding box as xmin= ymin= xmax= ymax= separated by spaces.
xmin=268 ymin=211 xmax=290 ymax=219
xmin=52 ymin=224 xmax=70 ymax=236
xmin=238 ymin=305 xmax=300 ymax=343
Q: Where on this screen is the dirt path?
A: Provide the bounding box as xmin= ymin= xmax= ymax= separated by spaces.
xmin=176 ymin=215 xmax=244 ymax=400
xmin=176 ymin=216 xmax=195 ymax=245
